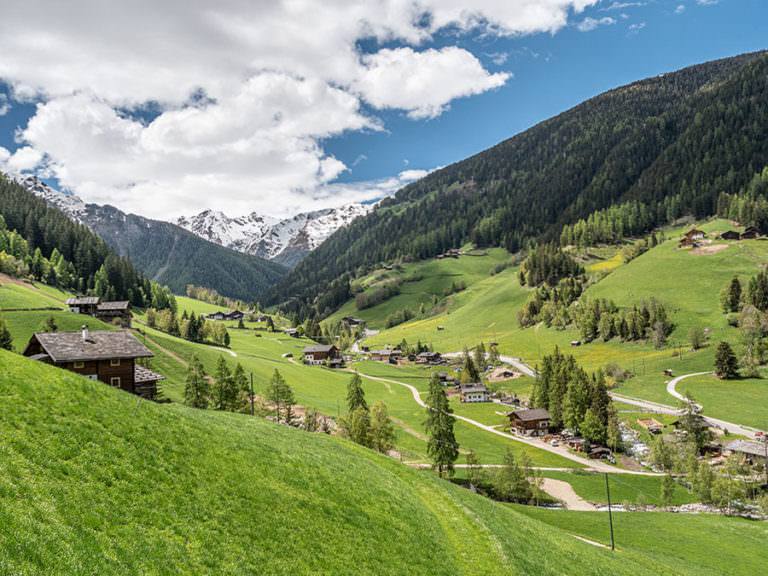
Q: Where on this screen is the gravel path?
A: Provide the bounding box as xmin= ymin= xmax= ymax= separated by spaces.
xmin=538 ymin=478 xmax=596 ymax=511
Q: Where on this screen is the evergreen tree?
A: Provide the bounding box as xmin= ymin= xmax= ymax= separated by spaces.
xmin=268 ymin=369 xmax=294 ymax=423
xmin=341 ymin=408 xmax=371 ymax=447
xmin=424 ymin=373 xmax=459 ymax=477
xmin=229 ymin=362 xmax=249 ymax=412
xmin=184 ymin=354 xmax=209 ymax=409
xmin=460 ymin=348 xmax=480 ymax=383
xmin=728 ymin=276 xmax=742 ymax=312
xmin=346 ymin=372 xmax=368 ymax=413
xmin=714 ymin=341 xmax=738 ymax=379
xmin=473 ymin=342 xmax=486 ymax=374
xmin=214 ymin=356 xmax=232 ymax=410
xmin=0 ymin=317 xmax=13 ymax=350
xmin=369 ymin=401 xmax=395 ymax=454
xmin=581 ymin=408 xmax=606 ymax=445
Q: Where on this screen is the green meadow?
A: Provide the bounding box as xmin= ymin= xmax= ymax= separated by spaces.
xmin=514 ymin=506 xmax=768 ymax=576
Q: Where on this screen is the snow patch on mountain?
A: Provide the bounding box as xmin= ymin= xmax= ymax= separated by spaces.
xmin=175 ymin=204 xmax=372 ymax=265
xmin=9 ymin=174 xmax=89 ymax=223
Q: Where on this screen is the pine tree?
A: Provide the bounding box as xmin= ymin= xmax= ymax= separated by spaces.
xmin=341 ymin=408 xmax=370 ymax=447
xmin=184 ymin=354 xmax=209 ymax=409
xmin=41 ymin=314 xmax=58 ymax=333
xmin=728 ymin=276 xmax=742 ymax=312
xmin=494 ymin=448 xmax=532 ymax=503
xmin=229 ymin=362 xmax=249 ymax=412
xmin=268 ymin=369 xmax=294 ymax=423
xmin=346 ymin=372 xmax=368 ymax=413
xmin=424 ymin=373 xmax=459 ymax=477
xmin=369 ymin=401 xmax=395 ymax=454
xmin=714 ymin=341 xmax=738 ymax=379
xmin=0 ymin=317 xmax=12 ymax=351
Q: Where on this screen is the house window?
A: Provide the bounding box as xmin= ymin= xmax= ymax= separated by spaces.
xmin=74 ymin=361 xmax=84 ymax=369
xmin=110 ymin=358 xmax=121 ymax=367
xmin=110 ymin=377 xmax=121 ymax=387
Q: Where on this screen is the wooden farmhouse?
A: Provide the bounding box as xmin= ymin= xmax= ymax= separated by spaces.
xmin=342 ymin=317 xmax=365 ymax=328
xmin=459 ymin=382 xmax=489 ymax=403
xmin=719 ymin=230 xmax=740 ymax=240
xmin=508 ymin=408 xmax=552 ymax=437
xmin=95 ymin=301 xmax=132 ymax=327
xmin=415 ymin=351 xmax=442 ymax=364
xmin=369 ymin=349 xmax=401 ymax=363
xmin=302 ymin=344 xmax=340 ymax=365
xmin=741 ymin=226 xmax=760 ymax=240
xmin=66 ymin=296 xmax=101 ymax=315
xmin=205 ymin=310 xmax=244 ymax=321
xmin=725 ymin=439 xmax=767 ymax=466
xmin=23 ymin=327 xmax=164 ymax=399
xmin=685 ymin=228 xmax=706 ymax=242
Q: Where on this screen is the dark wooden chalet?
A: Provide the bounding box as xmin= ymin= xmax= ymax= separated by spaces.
xmin=508 ymin=408 xmax=552 ymax=437
xmin=719 ymin=230 xmax=740 ymax=240
xmin=95 ymin=300 xmax=132 ymax=327
xmin=685 ymin=228 xmax=706 ymax=241
xmin=66 ymin=296 xmax=100 ymax=315
xmin=302 ymin=344 xmax=340 ymax=365
xmin=23 ymin=327 xmax=164 ymax=399
xmin=205 ymin=310 xmax=244 ymax=321
xmin=741 ymin=226 xmax=760 ymax=240
xmin=415 ymin=351 xmax=441 ymax=364
xmin=369 ymin=349 xmax=401 ymax=363
xmin=342 ymin=317 xmax=366 ymax=327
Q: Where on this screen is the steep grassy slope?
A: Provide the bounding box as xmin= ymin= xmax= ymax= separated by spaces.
xmin=0 ymin=350 xmax=683 ymax=576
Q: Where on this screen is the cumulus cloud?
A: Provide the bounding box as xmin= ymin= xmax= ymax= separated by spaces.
xmin=0 ymin=94 xmax=9 ymax=116
xmin=576 ymin=16 xmax=617 ymax=31
xmin=0 ymin=1 xmax=598 ymax=218
xmin=356 ymin=47 xmax=509 ymax=119
xmin=675 ymin=4 xmax=686 ymax=14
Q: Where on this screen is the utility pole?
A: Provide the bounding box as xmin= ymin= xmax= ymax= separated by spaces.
xmin=250 ymin=372 xmax=255 ymax=416
xmin=605 ymin=473 xmax=615 ymax=551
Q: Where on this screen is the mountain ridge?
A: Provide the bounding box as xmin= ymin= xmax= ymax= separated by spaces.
xmin=267 ymin=50 xmax=768 ymax=320
xmin=11 ymin=174 xmax=287 ymax=301
xmin=174 ymin=203 xmax=372 ymax=267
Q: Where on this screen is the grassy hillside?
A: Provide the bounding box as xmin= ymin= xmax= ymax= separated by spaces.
xmin=0 ymin=349 xmax=694 ymax=576
xmin=515 ymin=506 xmax=768 ymax=576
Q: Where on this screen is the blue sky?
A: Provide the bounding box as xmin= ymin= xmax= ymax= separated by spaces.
xmin=0 ymin=0 xmax=765 ymax=219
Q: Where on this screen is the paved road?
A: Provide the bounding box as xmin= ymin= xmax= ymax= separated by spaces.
xmin=358 ymin=372 xmax=663 ymax=475
xmin=443 ymin=351 xmax=538 ymax=377
xmin=610 ymin=373 xmax=764 ymax=439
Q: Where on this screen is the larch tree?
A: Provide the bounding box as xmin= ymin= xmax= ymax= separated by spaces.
xmin=184 ymin=354 xmax=209 ymax=409
xmin=369 ymin=401 xmax=395 ymax=454
xmin=346 ymin=372 xmax=368 ymax=413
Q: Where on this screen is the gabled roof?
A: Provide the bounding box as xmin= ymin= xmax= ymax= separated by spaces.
xmin=25 ymin=330 xmax=153 ymax=363
xmin=303 ymin=345 xmax=337 ymax=353
xmin=726 ymin=439 xmax=767 ymax=457
xmin=460 ymin=382 xmax=487 ymax=393
xmin=66 ymin=296 xmax=100 ymax=306
xmin=417 ymin=351 xmax=440 ymax=357
xmin=510 ymin=408 xmax=551 ymax=421
xmin=96 ymin=301 xmax=131 ymax=311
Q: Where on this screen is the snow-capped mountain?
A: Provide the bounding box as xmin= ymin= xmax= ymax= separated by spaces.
xmin=11 ymin=174 xmax=89 ymax=222
xmin=9 ymin=172 xmax=371 ymax=267
xmin=175 ymin=204 xmax=372 ymax=267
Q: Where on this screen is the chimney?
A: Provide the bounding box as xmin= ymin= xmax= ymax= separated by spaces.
xmin=82 ymin=325 xmax=89 ymax=343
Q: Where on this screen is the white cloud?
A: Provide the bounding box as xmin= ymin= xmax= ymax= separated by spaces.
xmin=1 ymin=146 xmax=43 ymax=172
xmin=576 ymin=16 xmax=617 ymax=31
xmin=356 ymin=47 xmax=509 ymax=119
xmin=0 ymin=1 xmax=599 ymax=218
xmin=0 ymin=94 xmax=9 ymax=116
xmin=675 ymin=4 xmax=686 ymax=14
xmin=697 ymin=0 xmax=719 ymax=5
xmin=628 ymin=22 xmax=647 ymax=34
xmin=601 ymin=1 xmax=645 ymax=10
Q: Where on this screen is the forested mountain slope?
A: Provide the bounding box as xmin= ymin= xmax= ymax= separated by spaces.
xmin=11 ymin=175 xmax=287 ymax=301
xmin=270 ymin=51 xmax=768 ymax=320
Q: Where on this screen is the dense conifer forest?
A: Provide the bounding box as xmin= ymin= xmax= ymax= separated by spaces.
xmin=0 ymin=174 xmax=172 ymax=307
xmin=268 ymin=51 xmax=768 ymax=321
